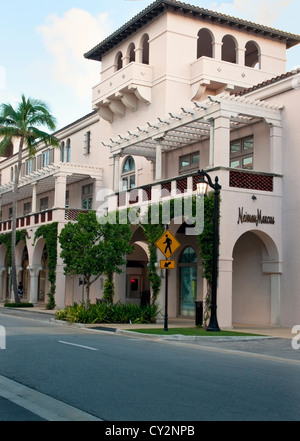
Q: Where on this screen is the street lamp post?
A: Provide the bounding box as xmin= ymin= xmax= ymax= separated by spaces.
xmin=197 ymin=169 xmax=221 ymax=332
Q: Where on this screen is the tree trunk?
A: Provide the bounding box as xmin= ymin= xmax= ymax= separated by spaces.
xmin=11 ymin=137 xmax=24 ymax=303
xmin=85 ymin=277 xmax=91 ymax=309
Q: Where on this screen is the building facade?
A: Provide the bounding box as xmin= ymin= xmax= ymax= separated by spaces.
xmin=1 ymin=0 xmax=300 ymax=327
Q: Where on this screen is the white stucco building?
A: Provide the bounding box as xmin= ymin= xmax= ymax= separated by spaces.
xmin=1 ymin=0 xmax=300 ymax=327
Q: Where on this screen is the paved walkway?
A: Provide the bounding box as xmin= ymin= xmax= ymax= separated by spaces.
xmin=1 ymin=305 xmax=294 ymax=339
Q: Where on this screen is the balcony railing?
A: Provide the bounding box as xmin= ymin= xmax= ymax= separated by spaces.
xmin=229 ymin=170 xmax=274 ymax=192
xmin=92 ymin=62 xmax=153 ymax=107
xmin=190 ymin=56 xmax=280 ymax=94
xmin=0 ymin=170 xmax=277 ymax=232
xmin=114 ymin=169 xmax=277 ymax=210
xmin=0 ymin=208 xmax=91 ymax=233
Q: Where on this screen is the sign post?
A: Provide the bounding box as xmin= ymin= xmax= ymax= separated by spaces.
xmin=155 ymin=227 xmax=181 ymax=332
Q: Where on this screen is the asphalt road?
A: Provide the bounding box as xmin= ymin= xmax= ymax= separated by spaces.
xmin=0 ymin=309 xmax=300 ymax=422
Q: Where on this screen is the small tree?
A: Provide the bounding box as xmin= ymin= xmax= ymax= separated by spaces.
xmin=59 ymin=211 xmax=133 ymax=306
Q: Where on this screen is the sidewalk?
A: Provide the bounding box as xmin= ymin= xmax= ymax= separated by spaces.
xmin=1 ymin=305 xmax=294 ymax=339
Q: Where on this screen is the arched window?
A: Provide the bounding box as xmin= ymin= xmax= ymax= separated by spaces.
xmin=245 ymin=41 xmax=260 ymax=69
xmin=66 ymin=139 xmax=71 ymax=162
xmin=121 ymin=156 xmax=136 ymax=190
xmin=179 ymin=247 xmax=198 ymax=316
xmin=141 ymin=34 xmax=149 ymax=65
xmin=61 ymin=141 xmax=65 ymax=162
xmin=115 ymin=52 xmax=123 ymax=71
xmin=197 ymin=28 xmax=213 ymax=59
xmin=61 ymin=139 xmax=71 ymax=163
xmin=128 ymin=43 xmax=136 ymax=63
xmin=222 ymin=35 xmax=237 ymax=64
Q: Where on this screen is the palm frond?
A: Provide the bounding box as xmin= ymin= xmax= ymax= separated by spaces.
xmin=0 ymin=94 xmax=58 ymax=153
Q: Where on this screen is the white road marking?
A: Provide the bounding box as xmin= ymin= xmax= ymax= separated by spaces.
xmin=0 ymin=375 xmax=101 ymax=421
xmin=59 ymin=341 xmax=99 ymax=351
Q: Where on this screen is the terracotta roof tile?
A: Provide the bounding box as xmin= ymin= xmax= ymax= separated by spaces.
xmin=84 ymin=0 xmax=300 ymax=61
xmin=235 ymin=69 xmax=300 ymax=96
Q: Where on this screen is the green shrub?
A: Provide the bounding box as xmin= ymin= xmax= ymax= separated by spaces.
xmin=4 ymin=302 xmax=34 ymax=308
xmin=55 ymin=302 xmax=161 ymax=324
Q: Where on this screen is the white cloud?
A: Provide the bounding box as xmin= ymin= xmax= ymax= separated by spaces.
xmin=212 ymin=0 xmax=291 ymax=26
xmin=37 ymin=8 xmax=111 ymax=99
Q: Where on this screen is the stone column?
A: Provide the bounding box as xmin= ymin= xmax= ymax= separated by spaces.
xmin=113 ymin=154 xmax=120 ymax=193
xmin=0 ymin=267 xmax=6 ymax=302
xmin=55 ymin=225 xmax=67 ymax=309
xmin=236 ymin=47 xmax=246 ymax=66
xmin=271 ymin=273 xmax=281 ymax=326
xmin=213 ymin=115 xmax=231 ymax=168
xmin=154 ymin=137 xmax=164 ymax=181
xmin=31 ymin=183 xmax=37 ymax=213
xmin=269 ymin=124 xmax=282 ymax=175
xmin=54 ymin=173 xmax=67 ymax=208
xmin=135 ymin=47 xmax=143 ymax=63
xmin=213 ymin=41 xmax=222 ymax=60
xmin=262 ymin=261 xmax=282 ymax=326
xmin=28 ymin=266 xmax=42 ymax=304
xmin=217 ymin=257 xmax=233 ymax=328
xmin=91 ymin=177 xmax=103 ymax=212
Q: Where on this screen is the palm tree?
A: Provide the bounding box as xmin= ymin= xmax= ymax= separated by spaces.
xmin=0 ymin=95 xmax=58 ymax=302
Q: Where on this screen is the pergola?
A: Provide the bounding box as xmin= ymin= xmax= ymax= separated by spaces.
xmin=102 ymin=94 xmax=283 ymax=190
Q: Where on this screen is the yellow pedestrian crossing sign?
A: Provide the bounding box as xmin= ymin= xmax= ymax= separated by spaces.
xmin=155 ymin=231 xmax=181 ymax=259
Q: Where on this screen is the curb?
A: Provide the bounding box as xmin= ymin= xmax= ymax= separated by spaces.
xmin=115 ymin=329 xmax=275 ymax=341
xmin=50 ymin=320 xmax=275 ymax=340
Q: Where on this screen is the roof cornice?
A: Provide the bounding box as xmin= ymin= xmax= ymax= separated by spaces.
xmin=84 ymin=0 xmax=300 ymax=62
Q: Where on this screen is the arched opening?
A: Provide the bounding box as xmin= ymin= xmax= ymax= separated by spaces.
xmin=141 ymin=34 xmax=149 ymax=65
xmin=115 ymin=51 xmax=123 ymax=71
xmin=122 ymin=156 xmax=136 ymax=190
xmin=232 ymin=231 xmax=280 ymax=325
xmin=126 ymin=237 xmax=150 ymax=305
xmin=0 ymin=244 xmax=8 ymax=301
xmin=222 ymin=35 xmax=237 ymax=64
xmin=21 ymin=246 xmax=29 ymax=301
xmin=179 ymin=246 xmax=197 ymax=316
xmin=38 ymin=245 xmax=48 ymax=302
xmin=245 ymin=41 xmax=260 ymax=68
xmin=197 ymin=28 xmax=213 ymax=59
xmin=127 ymin=43 xmax=136 ymax=63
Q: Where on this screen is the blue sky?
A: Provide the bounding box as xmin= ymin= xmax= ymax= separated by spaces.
xmin=1 ymin=0 xmax=299 ymax=130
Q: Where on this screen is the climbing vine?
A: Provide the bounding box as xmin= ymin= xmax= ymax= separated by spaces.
xmin=34 ymin=223 xmax=58 ymax=310
xmin=141 ymin=194 xmax=219 ymax=325
xmin=197 ymin=192 xmax=220 ymax=326
xmin=142 ymin=207 xmax=164 ymax=305
xmin=0 ymin=230 xmax=27 ymax=265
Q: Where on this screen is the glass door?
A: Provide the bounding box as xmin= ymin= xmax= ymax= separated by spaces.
xmin=179 ymin=247 xmax=197 ymax=316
